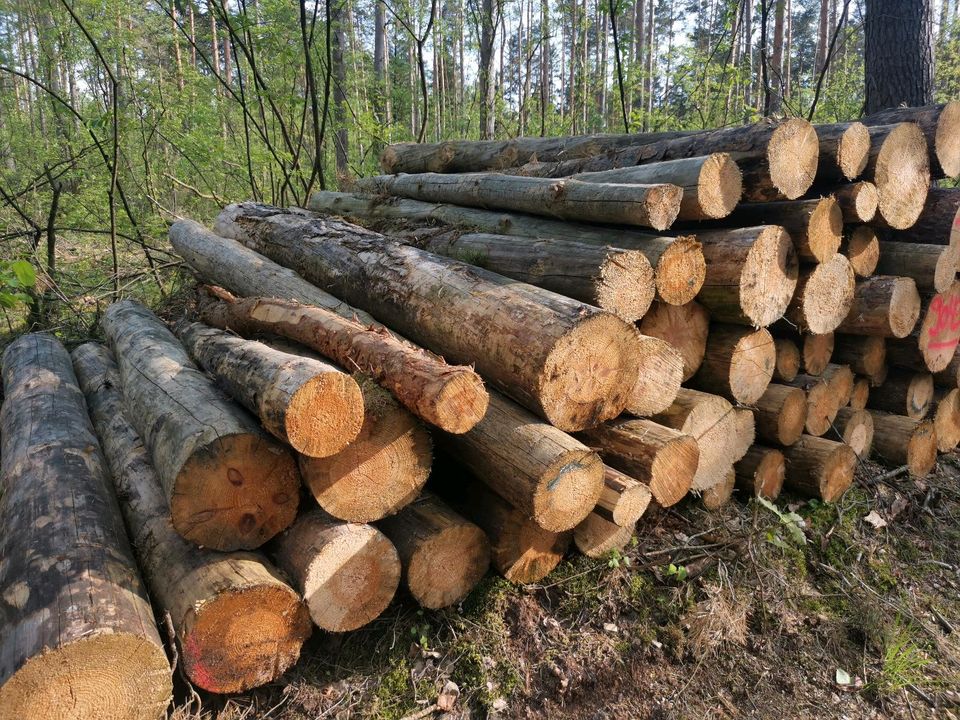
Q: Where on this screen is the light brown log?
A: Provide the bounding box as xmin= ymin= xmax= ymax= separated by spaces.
xmin=574 ymin=513 xmax=636 ymax=557
xmin=865 ymin=123 xmax=931 ymax=229
xmin=618 ymin=333 xmax=684 ymax=418
xmin=869 ymin=412 xmax=938 ymax=478
xmin=785 ymin=254 xmax=856 ymax=334
xmin=734 ymin=446 xmax=785 ymax=500
xmin=783 ymin=374 xmax=836 ymax=437
xmin=638 ymin=300 xmax=709 ymax=381
xmin=866 ymin=370 xmax=934 ymax=420
xmin=695 ymin=225 xmax=798 ymax=327
xmin=72 ymin=343 xmax=311 ymax=693
xmin=215 ymin=204 xmax=641 ymax=432
xmin=933 ymin=387 xmax=960 ymax=452
xmin=802 ymin=332 xmax=835 ymax=376
xmin=771 ymin=337 xmax=801 ymax=383
xmin=101 ymin=300 xmax=300 ymax=551
xmin=933 ymin=352 xmax=960 ymax=388
xmin=832 ymin=181 xmax=879 ymax=222
xmin=197 ymin=288 xmax=488 ymax=434
xmin=752 ymin=383 xmax=808 ymax=447
xmin=0 ymin=335 xmax=173 ymax=719
xmin=844 ymin=226 xmax=881 ymax=278
xmin=822 ymin=363 xmax=856 ymax=408
xmin=829 ymin=406 xmax=874 ymax=458
xmin=834 ymin=276 xmax=921 ymax=339
xmin=781 ymin=435 xmax=856 ymax=502
xmin=357 ymin=172 xmax=683 ymax=230
xmin=307 ymin=191 xmax=707 ymax=306
xmin=911 ymin=281 xmax=960 ymax=373
xmin=849 ymin=377 xmax=871 ymax=410
xmin=872 ymin=187 xmax=960 ymax=246
xmin=689 ymin=324 xmax=775 ymax=404
xmin=814 ymin=121 xmax=871 ymax=182
xmin=702 ymin=469 xmax=737 ymax=510
xmin=577 ymin=418 xmax=699 ymax=507
xmin=832 ymin=334 xmax=887 ymax=384
xmin=862 ymin=102 xmax=960 ymax=178
xmin=876 ymin=241 xmax=959 ymax=294
xmin=596 ymin=465 xmax=653 ymax=526
xmin=440 ymin=391 xmax=604 ymax=531
xmin=377 ymin=493 xmax=490 ymax=609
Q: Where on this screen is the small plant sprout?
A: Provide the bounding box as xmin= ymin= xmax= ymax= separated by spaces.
xmin=664 ymin=563 xmax=688 ymax=581
xmin=758 ymin=497 xmax=808 ymax=547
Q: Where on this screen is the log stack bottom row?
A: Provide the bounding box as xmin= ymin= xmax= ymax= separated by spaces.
xmin=4 ymin=106 xmax=960 ymax=717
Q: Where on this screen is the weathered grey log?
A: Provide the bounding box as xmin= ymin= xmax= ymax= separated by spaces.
xmin=876 ymin=241 xmax=959 ymax=294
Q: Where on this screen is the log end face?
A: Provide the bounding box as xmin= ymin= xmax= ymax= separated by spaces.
xmin=889 ymin=277 xmax=922 ymax=339
xmin=426 ymin=370 xmax=490 ymax=434
xmin=702 ymin=468 xmax=736 ymax=510
xmin=809 ymin=197 xmax=843 ymax=261
xmin=847 ymin=227 xmax=880 ymax=278
xmin=503 ymin=526 xmax=571 ymax=583
xmin=624 ymin=335 xmax=684 ymax=417
xmin=876 ymin=123 xmax=931 ymax=229
xmin=850 ymin=181 xmax=879 ymax=222
xmin=574 ymin=514 xmax=634 ymax=558
xmin=919 ymin=281 xmax=960 ymax=370
xmin=646 ymin=184 xmax=684 ymax=231
xmin=729 ymin=329 xmax=776 ymax=405
xmin=798 ymin=254 xmax=856 ymax=334
xmin=838 ymin=122 xmax=871 ymax=180
xmin=648 ymin=434 xmax=699 ymax=507
xmin=803 ymin=332 xmax=834 ymax=376
xmin=611 ymin=479 xmax=653 ymax=526
xmin=407 ymin=522 xmax=490 ymax=609
xmin=596 ymin=250 xmax=656 ymax=323
xmin=935 ymin=101 xmax=960 ymax=178
xmin=286 ymin=373 xmax=365 ymax=458
xmin=533 ymin=450 xmax=604 ymax=532
xmin=907 ymin=373 xmax=935 ymax=420
xmin=741 ymin=225 xmax=799 ymax=327
xmin=907 ymin=420 xmax=938 ymax=478
xmin=934 ymin=245 xmax=960 ymax=295
xmin=757 ymin=449 xmax=786 ymax=500
xmin=655 ymin=236 xmax=706 ymax=306
xmin=819 ymin=443 xmax=856 ymax=503
xmin=773 ymin=338 xmax=801 ymax=383
xmin=769 ymin=119 xmax=819 ymax=199
xmin=778 ymin=386 xmax=809 ymax=447
xmin=843 ymin=410 xmax=874 ymax=458
xmin=698 ymin=153 xmax=743 ymax=219
xmin=934 ymin=388 xmax=960 ymax=452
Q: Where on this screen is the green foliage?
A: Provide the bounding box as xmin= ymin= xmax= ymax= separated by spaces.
xmin=872 ymin=620 xmax=932 ymax=696
xmin=0 ymin=260 xmax=35 ymax=309
xmin=758 ymin=497 xmax=808 ymax=548
xmin=664 ymin=562 xmax=688 ymax=581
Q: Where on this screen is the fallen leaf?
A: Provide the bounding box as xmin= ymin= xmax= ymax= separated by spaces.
xmin=864 ymin=510 xmax=887 ymax=529
xmin=836 ymin=668 xmax=851 ymax=686
xmin=437 ymin=680 xmax=459 ymax=711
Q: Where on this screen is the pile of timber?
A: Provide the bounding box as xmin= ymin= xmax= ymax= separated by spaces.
xmin=5 ymin=106 xmax=960 ymax=711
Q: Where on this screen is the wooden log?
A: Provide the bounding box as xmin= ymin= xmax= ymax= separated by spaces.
xmin=849 ymin=377 xmax=870 ymax=410
xmin=72 ymin=343 xmax=311 ymax=693
xmin=101 ymin=300 xmax=301 ymax=551
xmin=814 ymin=121 xmax=871 ymax=182
xmin=197 ymin=288 xmax=488 ymax=434
xmin=440 ymin=391 xmax=604 ymax=531
xmin=783 ymin=374 xmax=836 ymax=437
xmin=861 ymin=102 xmax=960 ymax=178
xmin=596 ymin=465 xmax=653 ymax=526
xmin=832 ymin=181 xmax=879 ymax=223
xmin=785 ymin=254 xmax=856 ymax=334
xmin=773 ymin=337 xmax=802 ymax=382
xmin=781 ymin=435 xmax=856 ymax=502
xmin=869 ymin=412 xmax=938 ymax=478
xmin=866 ymin=370 xmax=934 ymax=420
xmin=734 ymin=446 xmax=785 ymax=500
xmin=574 ymin=514 xmax=635 ymax=557
xmin=577 ymin=418 xmax=699 ymax=507
xmin=829 ymin=406 xmax=874 ymax=458
xmin=822 ymin=363 xmax=856 ymax=408
xmin=910 ymin=281 xmax=960 ymax=373
xmin=215 ymin=204 xmax=641 ymax=432
xmin=418 ymin=230 xmax=656 ymax=321
xmin=832 ymin=334 xmax=887 ymax=384
xmin=357 ymin=172 xmax=684 ymax=230
xmin=269 ymin=509 xmax=400 ymax=631
xmin=932 ymin=352 xmax=960 ymax=388
xmin=802 ymin=332 xmax=835 ymax=376
xmin=844 ymin=226 xmax=881 ymax=278
xmin=702 ymin=469 xmax=737 ymax=510
xmin=752 ymin=383 xmax=808 ymax=447
xmin=872 ymin=187 xmax=960 ymax=245
xmin=876 ymin=241 xmax=959 ymax=294
xmin=933 ymin=387 xmax=960 ymax=452
xmin=175 ymin=321 xmax=364 ymax=458
xmin=306 ymin=191 xmax=707 ymax=306
xmin=865 ymin=123 xmax=931 ymax=229
xmin=695 ymin=225 xmax=798 ymax=327
xmin=622 ymin=335 xmax=685 ymax=417
xmin=689 ymin=324 xmax=775 ymax=405
xmin=0 ymin=335 xmax=173 ymax=718
xmin=834 ymin=276 xmax=921 ymax=339
xmin=377 ymin=493 xmax=491 ymax=609
xmin=638 ymin=300 xmax=709 ymax=381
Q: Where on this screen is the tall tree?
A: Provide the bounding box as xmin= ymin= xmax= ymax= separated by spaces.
xmin=864 ymin=0 xmax=935 ymax=112
xmin=479 ymin=0 xmax=497 ymax=138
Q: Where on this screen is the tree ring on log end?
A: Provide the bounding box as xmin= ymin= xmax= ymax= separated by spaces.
xmin=655 ymin=236 xmax=706 ymax=306
xmin=796 ymin=254 xmax=855 ymax=334
xmin=907 ymin=421 xmax=938 ymax=478
xmin=820 ymin=443 xmax=856 ymax=503
xmin=936 ymin=102 xmax=960 ymax=178
xmin=757 ymin=450 xmax=786 ymax=499
xmin=918 ymin=281 xmax=960 ymax=370
xmin=837 ymin=122 xmax=871 ymax=180
xmin=644 ymin=184 xmax=684 ymax=230
xmin=698 ymin=153 xmax=743 ymax=219
xmin=504 ymin=524 xmax=570 ymax=583
xmin=285 ymin=372 xmax=365 ymax=458
xmin=596 ymin=249 xmax=656 ymax=322
xmin=740 ymin=226 xmax=798 ymax=327
xmin=769 ymin=119 xmax=819 ymax=199
xmin=888 ymin=277 xmax=922 ymax=339
xmin=808 ymin=197 xmax=843 ymax=260
xmin=648 ymin=433 xmax=699 ymax=507
xmin=934 ymin=388 xmax=960 ymax=452
xmin=729 ymin=329 xmax=776 ymax=405
xmin=778 ymin=386 xmax=809 ymax=446
xmin=406 ymin=522 xmax=490 ymax=609
xmin=876 ymin=123 xmax=931 ymax=229
xmin=847 ymin=227 xmax=880 ymax=277
xmin=427 ymin=371 xmax=490 ymax=434
xmin=625 ymin=336 xmax=684 ymax=416
xmin=532 ymin=450 xmax=604 ymax=532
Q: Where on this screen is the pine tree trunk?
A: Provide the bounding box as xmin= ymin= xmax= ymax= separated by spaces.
xmin=864 ymin=0 xmax=935 ymax=114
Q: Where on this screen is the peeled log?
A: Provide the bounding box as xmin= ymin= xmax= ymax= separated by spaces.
xmin=357 ymin=172 xmax=683 ymax=230
xmin=377 ymin=493 xmax=490 ymax=609
xmin=695 ymin=225 xmax=798 ymax=327
xmin=216 ymin=204 xmax=640 ymax=432
xmin=197 ymin=288 xmax=488 ymax=434
xmin=845 ymin=227 xmax=881 ymax=278
xmin=876 ymin=242 xmax=959 ymax=294
xmin=773 ymin=337 xmax=801 ymax=382
xmin=596 ymin=465 xmax=653 ymax=526
xmin=306 ymin=191 xmax=707 ymax=306
xmin=832 ymin=334 xmax=887 ymax=385
xmin=102 ymin=300 xmax=300 ymax=551
xmin=785 ymin=254 xmax=856 ymax=334
xmin=832 ymin=182 xmax=879 ymax=223
xmin=865 ymin=123 xmax=931 ymax=230
xmin=702 ymin=469 xmax=737 ymax=510
xmin=834 ymin=276 xmax=921 ymax=339
xmin=803 ymin=332 xmax=835 ymax=376
xmin=814 ymin=121 xmax=871 ymax=182
xmin=862 ymin=102 xmax=960 ymax=178
xmin=752 ymin=383 xmax=808 ymax=447
xmin=781 ymin=436 xmax=856 ymax=502
xmin=270 ymin=509 xmax=400 ymax=631
xmin=866 ymin=370 xmax=934 ymax=420
xmin=734 ymin=446 xmax=785 ymax=500
xmin=577 ymin=418 xmax=699 ymax=508
xmin=638 ymin=300 xmax=709 ymax=381
xmin=72 ymin=343 xmax=310 ymax=694
xmin=829 ymin=407 xmax=874 ymax=458
xmin=574 ymin=514 xmax=635 ymax=557
xmin=933 ymin=388 xmax=960 ymax=452
xmin=689 ymin=324 xmax=775 ymax=405
xmin=869 ymin=413 xmax=938 ymax=479
xmin=0 ymin=335 xmax=172 ymax=720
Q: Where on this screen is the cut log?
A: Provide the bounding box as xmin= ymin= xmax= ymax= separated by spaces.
xmin=773 ymin=337 xmax=802 ymax=383
xmin=689 ymin=324 xmax=775 ymax=404
xmin=822 ymin=363 xmax=856 ymax=408
xmin=0 ymin=335 xmax=173 ymax=719
xmin=734 ymin=446 xmax=785 ymax=500
xmin=849 ymin=377 xmax=870 ymax=410
xmin=844 ymin=226 xmax=881 ymax=278
xmin=440 ymin=391 xmax=604 ymax=531
xmin=932 ymin=352 xmax=960 ymax=388
xmin=215 ymin=203 xmax=641 ymax=432
xmin=306 ymin=191 xmax=707 ymax=306
xmin=101 ymin=300 xmax=300 ymax=551
xmin=876 ymin=241 xmax=959 ymax=294
xmin=577 ymin=418 xmax=699 ymax=507
xmin=622 ymin=334 xmax=685 ymax=417
xmin=702 ymin=469 xmax=737 ymax=510
xmin=72 ymin=343 xmax=311 ymax=693
xmin=865 ymin=123 xmax=931 ymax=229
xmin=596 ymin=465 xmax=653 ymax=526
xmin=785 ymin=254 xmax=856 ymax=334
xmin=781 ymin=435 xmax=856 ymax=502
xmin=357 ymin=172 xmax=683 ymax=230
xmin=270 ymin=509 xmax=400 ymax=632
xmin=752 ymin=383 xmax=809 ymax=447
xmin=829 ymin=407 xmax=874 ymax=458
xmin=869 ymin=412 xmax=938 ymax=478
xmin=832 ymin=334 xmax=887 ymax=384
xmin=866 ymin=370 xmax=934 ymax=420
xmin=196 ymin=288 xmax=488 ymax=434
xmin=803 ymin=332 xmax=835 ymax=376
xmin=933 ymin=387 xmax=960 ymax=452
xmin=832 ymin=181 xmax=879 ymax=223
xmin=695 ymin=225 xmax=798 ymax=327
xmin=783 ymin=374 xmax=836 ymax=437
xmin=377 ymin=493 xmax=490 ymax=609
xmin=872 ymin=187 xmax=960 ymax=246
xmin=861 ymin=102 xmax=960 ymax=178
xmin=912 ymin=281 xmax=960 ymax=373
xmin=834 ymin=275 xmax=921 ymax=339
xmin=638 ymin=300 xmax=710 ymax=381
xmin=814 ymin=121 xmax=871 ymax=182
xmin=175 ymin=321 xmax=364 ymax=457
xmin=574 ymin=514 xmax=635 ymax=557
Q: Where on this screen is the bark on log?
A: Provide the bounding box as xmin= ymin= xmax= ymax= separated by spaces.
xmin=197 ymin=288 xmax=488 ymax=434
xmin=866 ymin=370 xmax=934 ymax=419
xmin=832 ymin=334 xmax=887 ymax=385
xmin=215 ymin=203 xmax=641 ymax=432
xmin=872 ymin=187 xmax=960 ymax=246
xmin=829 ymin=407 xmax=874 ymax=458
xmin=377 ymin=493 xmax=491 ymax=609
xmin=814 ymin=121 xmax=871 ymax=182
xmin=831 ymin=181 xmax=879 ymax=223
xmin=844 ymin=226 xmax=881 ymax=278
xmin=933 ymin=387 xmax=960 ymax=452
xmin=865 ymin=123 xmax=931 ymax=229
xmin=595 ymin=465 xmax=653 ymax=526
xmin=357 ymin=172 xmax=683 ymax=230
xmin=576 ymin=418 xmax=699 ymax=508
xmin=876 ymin=242 xmax=959 ymax=294
xmin=702 ymin=469 xmax=737 ymax=510
xmin=752 ymin=383 xmax=809 ymax=447
xmin=101 ymin=300 xmax=300 ymax=551
xmin=734 ymin=445 xmax=785 ymax=500
xmin=869 ymin=412 xmax=938 ymax=478
xmin=574 ymin=513 xmax=635 ymax=557
xmin=689 ymin=324 xmax=776 ymax=405
xmin=0 ymin=335 xmax=173 ymax=719
xmin=638 ymin=300 xmax=710 ymax=381
xmin=785 ymin=254 xmax=856 ymax=334
xmin=802 ymin=332 xmax=835 ymax=376
xmin=695 ymin=225 xmax=798 ymax=327
xmin=773 ymin=337 xmax=801 ymax=382
xmin=306 ymin=191 xmax=707 ymax=306
xmin=849 ymin=377 xmax=871 ymax=410
xmin=834 ymin=276 xmax=921 ymax=339
xmin=72 ymin=343 xmax=311 ymax=694
xmin=781 ymin=435 xmax=856 ymax=502
xmin=782 ymin=374 xmax=837 ymax=437
xmin=862 ymin=102 xmax=960 ymax=178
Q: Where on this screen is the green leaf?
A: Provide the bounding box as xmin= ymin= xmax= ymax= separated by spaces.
xmin=9 ymin=261 xmax=35 ymax=288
